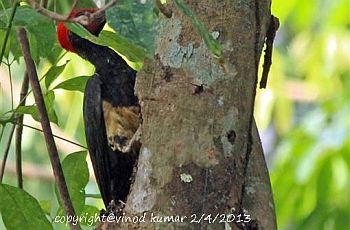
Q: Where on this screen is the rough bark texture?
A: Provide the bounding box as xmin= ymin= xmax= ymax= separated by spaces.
xmin=102 ymin=0 xmax=276 ymax=229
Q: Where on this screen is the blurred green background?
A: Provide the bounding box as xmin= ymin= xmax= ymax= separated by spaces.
xmin=255 ymin=0 xmax=349 ymax=229
xmin=0 ymin=0 xmax=349 ymax=229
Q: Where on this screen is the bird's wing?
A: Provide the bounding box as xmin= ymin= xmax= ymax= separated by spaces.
xmin=83 ymin=75 xmax=113 ymax=206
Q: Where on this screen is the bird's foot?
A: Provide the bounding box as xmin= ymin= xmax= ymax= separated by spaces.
xmin=107 ymin=126 xmax=141 ymax=153
xmin=108 ymin=135 xmax=128 ymax=151
xmin=120 ymin=126 xmax=142 ymax=153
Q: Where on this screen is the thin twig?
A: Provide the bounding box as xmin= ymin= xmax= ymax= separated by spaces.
xmin=12 ymin=121 xmax=87 ymax=149
xmin=259 ymin=15 xmax=279 ymax=89
xmin=14 ymin=72 xmax=29 ymax=189
xmin=17 ymin=27 xmax=81 ymax=230
xmin=93 ymin=0 xmax=117 ymax=17
xmin=13 ymin=0 xmax=51 ymax=188
xmin=1 ymin=160 xmax=97 ymax=182
xmin=0 ymin=124 xmax=15 ymax=182
xmin=0 ymin=125 xmax=5 ymax=143
xmin=15 ymin=51 xmax=67 ymax=109
xmin=27 ymin=0 xmax=117 ymax=25
xmin=71 ymin=0 xmax=79 ymax=12
xmin=0 ymin=1 xmax=10 ymax=20
xmin=27 ymin=0 xmax=69 ymax=21
xmin=40 ymin=0 xmax=48 ymax=7
xmin=0 ymin=1 xmax=19 ymax=67
xmin=5 ymin=60 xmax=14 ymax=110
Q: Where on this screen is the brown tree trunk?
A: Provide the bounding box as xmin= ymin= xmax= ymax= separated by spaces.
xmin=102 ymin=0 xmax=277 ymax=229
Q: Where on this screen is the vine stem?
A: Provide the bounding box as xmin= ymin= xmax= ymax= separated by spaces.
xmin=14 ymin=0 xmax=51 ymax=190
xmin=0 ymin=1 xmax=19 ymax=67
xmin=17 ymin=27 xmax=81 ymax=230
xmin=14 ymin=72 xmax=29 ymax=188
xmin=12 ymin=121 xmax=87 ymax=149
xmin=0 ymin=124 xmax=15 ymax=182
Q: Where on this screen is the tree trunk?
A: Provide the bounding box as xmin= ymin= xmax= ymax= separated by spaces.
xmin=102 ymin=0 xmax=277 ymax=229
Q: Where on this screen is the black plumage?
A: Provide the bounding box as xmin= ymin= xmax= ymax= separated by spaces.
xmin=68 ymin=28 xmax=140 ymax=206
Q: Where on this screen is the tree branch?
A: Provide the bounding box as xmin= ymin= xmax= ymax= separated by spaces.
xmin=26 ymin=0 xmax=117 ymax=25
xmin=259 ymin=15 xmax=279 ymax=89
xmin=17 ymin=27 xmax=81 ymax=230
xmin=14 ymin=72 xmax=29 ymax=189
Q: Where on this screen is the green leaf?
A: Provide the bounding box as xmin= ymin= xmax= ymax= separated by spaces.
xmin=98 ymin=30 xmax=146 ymax=64
xmin=173 ymin=0 xmax=222 ymax=57
xmin=0 ymin=6 xmax=56 ymax=61
xmin=55 ymin=151 xmax=89 ymax=216
xmin=106 ymin=0 xmax=159 ymax=56
xmin=79 ymin=205 xmax=100 ymax=226
xmin=39 ymin=200 xmax=52 ymax=216
xmin=0 ymin=113 xmax=14 ymax=125
xmin=0 ymin=0 xmax=13 ymax=9
xmin=15 ymin=91 xmax=58 ymax=125
xmin=54 ymin=76 xmax=90 ymax=93
xmin=45 ymin=61 xmax=70 ymax=89
xmin=42 ymin=91 xmax=58 ymax=125
xmin=16 ymin=105 xmax=40 ymax=122
xmin=66 ymin=23 xmax=146 ymax=65
xmin=44 ymin=90 xmax=58 ymax=125
xmin=0 ymin=184 xmax=53 ymax=230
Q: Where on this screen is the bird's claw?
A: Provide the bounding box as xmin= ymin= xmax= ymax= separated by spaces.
xmin=120 ymin=126 xmax=142 ymax=153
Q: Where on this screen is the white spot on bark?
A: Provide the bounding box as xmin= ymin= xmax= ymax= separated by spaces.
xmin=246 ymin=186 xmax=256 ymax=195
xmin=211 ymin=31 xmax=220 ymax=39
xmin=125 ymin=147 xmax=156 ymax=213
xmin=180 ymin=173 xmax=193 ymax=183
xmin=217 ymin=96 xmax=224 ymax=106
xmin=225 ymin=222 xmax=232 ymax=230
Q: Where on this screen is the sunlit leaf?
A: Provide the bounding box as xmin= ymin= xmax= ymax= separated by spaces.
xmin=16 ymin=105 xmax=40 ymax=122
xmin=54 ymin=76 xmax=90 ymax=93
xmin=39 ymin=200 xmax=52 ymax=216
xmin=45 ymin=61 xmax=70 ymax=89
xmin=66 ymin=23 xmax=145 ymax=67
xmin=15 ymin=91 xmax=58 ymax=125
xmin=44 ymin=90 xmax=58 ymax=125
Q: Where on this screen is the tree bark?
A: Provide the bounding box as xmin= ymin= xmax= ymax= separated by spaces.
xmin=102 ymin=0 xmax=277 ymax=229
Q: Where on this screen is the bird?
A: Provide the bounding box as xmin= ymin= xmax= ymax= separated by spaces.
xmin=56 ymin=8 xmax=141 ymax=207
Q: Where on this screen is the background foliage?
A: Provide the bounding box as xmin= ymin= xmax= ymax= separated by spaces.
xmin=255 ymin=0 xmax=349 ymax=229
xmin=0 ymin=0 xmax=349 ymax=229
